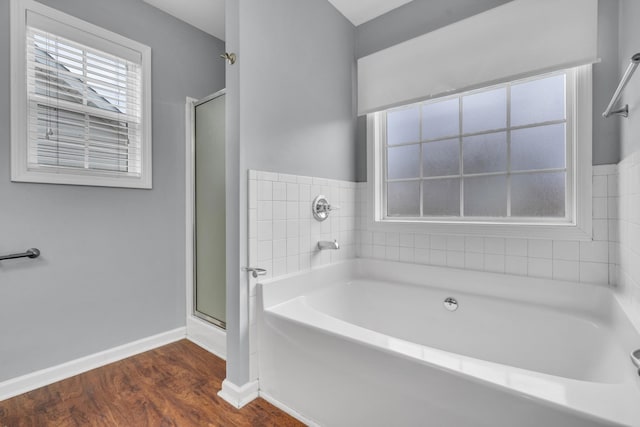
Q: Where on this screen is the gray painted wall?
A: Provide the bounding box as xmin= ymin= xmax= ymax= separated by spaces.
xmin=0 ymin=0 xmax=224 ymax=381
xmin=240 ymin=0 xmax=357 ymax=182
xmin=354 ymin=0 xmax=622 ymax=181
xmin=594 ymin=0 xmax=621 ymax=164
xmin=618 ymin=0 xmax=640 ymax=159
xmin=221 ymin=0 xmax=357 ymax=386
xmin=223 ymin=0 xmax=248 ymax=387
xmin=355 ymin=0 xmax=511 ymax=59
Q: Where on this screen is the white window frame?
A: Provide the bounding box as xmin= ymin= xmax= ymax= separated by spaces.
xmin=10 ymin=0 xmax=152 ymax=189
xmin=367 ymin=65 xmax=593 ymax=240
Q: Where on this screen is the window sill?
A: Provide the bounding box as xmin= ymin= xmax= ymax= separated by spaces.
xmin=11 ymin=168 xmax=152 ymax=189
xmin=365 ymin=217 xmax=593 ymax=241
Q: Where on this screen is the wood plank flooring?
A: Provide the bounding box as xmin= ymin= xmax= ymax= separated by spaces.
xmin=0 ymin=340 xmax=305 ymax=427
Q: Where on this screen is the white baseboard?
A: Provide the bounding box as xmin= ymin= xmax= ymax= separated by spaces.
xmin=259 ymin=390 xmax=320 ymax=427
xmin=186 ymin=315 xmax=226 ymax=360
xmin=0 ymin=327 xmax=186 ymax=401
xmin=217 ymin=379 xmax=259 ymax=408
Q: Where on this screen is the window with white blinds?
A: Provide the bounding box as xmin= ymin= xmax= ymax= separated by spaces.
xmin=11 ymin=0 xmax=152 ymax=188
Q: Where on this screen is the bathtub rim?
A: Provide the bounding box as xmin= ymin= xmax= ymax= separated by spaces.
xmin=260 ymin=258 xmax=640 ymax=355
xmin=260 ymin=258 xmax=616 ymax=323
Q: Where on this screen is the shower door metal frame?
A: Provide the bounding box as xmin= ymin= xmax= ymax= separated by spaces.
xmin=189 ymin=89 xmax=227 ymax=330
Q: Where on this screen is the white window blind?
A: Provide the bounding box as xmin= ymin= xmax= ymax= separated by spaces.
xmin=26 ymin=27 xmax=143 ymax=177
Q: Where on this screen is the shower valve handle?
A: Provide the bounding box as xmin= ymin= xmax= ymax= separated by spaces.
xmin=243 ymin=267 xmax=267 ymax=278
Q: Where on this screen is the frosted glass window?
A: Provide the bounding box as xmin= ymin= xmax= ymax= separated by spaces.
xmin=423 ymin=178 xmax=460 ymax=216
xmin=511 ymin=74 xmax=565 ymax=126
xmin=423 ymin=139 xmax=459 ymax=177
xmin=462 ymin=88 xmax=506 ymax=134
xmin=388 ymin=181 xmax=420 ymax=216
xmin=512 ymin=124 xmax=565 ymax=171
xmin=388 ymin=145 xmax=420 ymax=179
xmin=422 ymin=98 xmax=459 ymax=140
xmin=381 ymin=69 xmax=571 ymax=221
xmin=464 ymin=175 xmax=507 ymax=216
xmin=511 ymin=172 xmax=565 ymax=217
xmin=463 ymin=132 xmax=507 ymax=174
xmin=387 ymin=106 xmax=420 ymax=145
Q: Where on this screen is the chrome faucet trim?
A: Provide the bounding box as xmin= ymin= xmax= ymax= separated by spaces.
xmin=317 ymin=240 xmax=340 ymax=250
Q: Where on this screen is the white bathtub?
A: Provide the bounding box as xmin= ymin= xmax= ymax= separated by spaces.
xmin=258 ymin=259 xmax=640 ymax=427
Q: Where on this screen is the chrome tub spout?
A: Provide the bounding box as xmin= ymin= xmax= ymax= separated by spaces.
xmin=318 ymin=240 xmax=340 ymax=250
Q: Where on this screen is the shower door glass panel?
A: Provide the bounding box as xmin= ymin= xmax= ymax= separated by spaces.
xmin=195 ymin=94 xmax=226 ymax=327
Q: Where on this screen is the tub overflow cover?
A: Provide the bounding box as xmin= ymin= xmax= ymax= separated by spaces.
xmin=444 ymin=297 xmax=458 ymax=311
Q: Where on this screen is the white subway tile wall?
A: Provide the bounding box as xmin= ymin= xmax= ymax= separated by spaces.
xmin=616 ymin=153 xmax=640 ymax=331
xmin=248 ymin=169 xmax=356 ymax=381
xmin=248 ymin=170 xmax=357 ymax=290
xmin=250 ymin=166 xmax=618 ymax=286
xmin=355 ymin=165 xmax=618 ymax=285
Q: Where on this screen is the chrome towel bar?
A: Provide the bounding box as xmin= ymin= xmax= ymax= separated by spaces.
xmin=603 ymin=52 xmax=640 ymax=118
xmin=0 ymin=248 xmax=40 ymax=261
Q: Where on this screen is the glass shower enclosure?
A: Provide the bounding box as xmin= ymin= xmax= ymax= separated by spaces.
xmin=193 ymin=91 xmax=226 ymax=328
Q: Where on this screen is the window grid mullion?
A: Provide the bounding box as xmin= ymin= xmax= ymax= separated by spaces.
xmin=387 ymin=167 xmax=568 ymax=183
xmin=386 ymin=118 xmax=567 ymax=148
xmin=459 ymin=96 xmax=464 ymax=217
xmin=419 ymin=105 xmax=424 ymax=218
xmin=383 ymin=113 xmax=389 ymax=218
xmin=564 ymin=72 xmax=572 ymax=221
xmin=506 ymin=83 xmax=512 ymax=217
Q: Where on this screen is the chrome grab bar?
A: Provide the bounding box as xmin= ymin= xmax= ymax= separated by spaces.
xmin=0 ymin=248 xmax=40 ymax=261
xmin=243 ymin=267 xmax=267 ymax=278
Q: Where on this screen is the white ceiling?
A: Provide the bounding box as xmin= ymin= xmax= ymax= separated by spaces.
xmin=142 ymin=0 xmax=414 ymax=41
xmin=142 ymin=0 xmax=226 ymax=41
xmin=327 ymin=0 xmax=415 ymax=26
